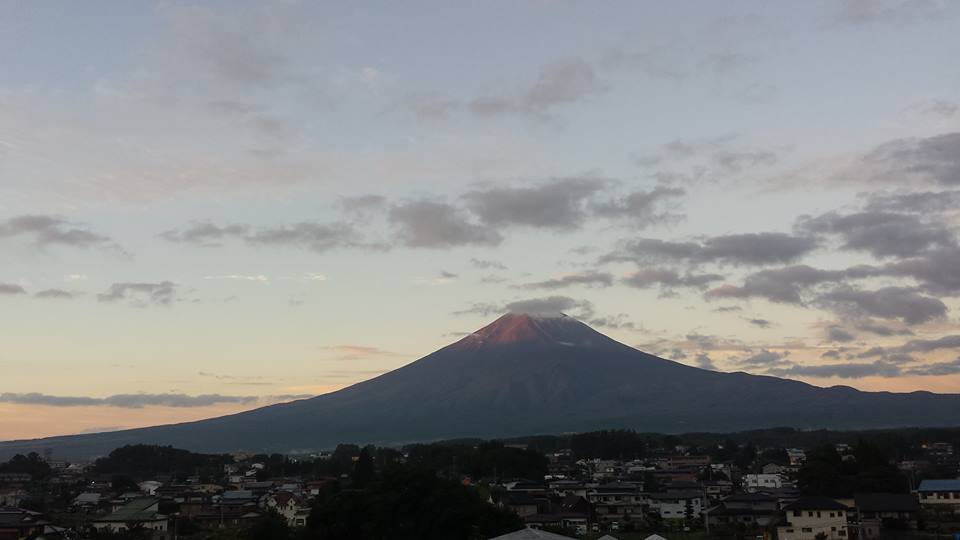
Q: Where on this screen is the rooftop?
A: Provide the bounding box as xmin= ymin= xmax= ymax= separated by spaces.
xmin=918 ymin=479 xmax=960 ymax=492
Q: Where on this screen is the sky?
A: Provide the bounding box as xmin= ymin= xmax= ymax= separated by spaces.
xmin=2 ymin=0 xmax=960 ymax=441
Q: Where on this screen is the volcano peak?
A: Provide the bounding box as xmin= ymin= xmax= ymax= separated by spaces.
xmin=457 ymin=311 xmax=612 ymax=348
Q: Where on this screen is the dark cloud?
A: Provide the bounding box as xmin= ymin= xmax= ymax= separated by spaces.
xmin=592 ymin=186 xmax=685 ymax=225
xmin=518 ymin=271 xmax=614 ymax=290
xmin=713 ymin=150 xmax=779 ymax=173
xmin=390 ymin=200 xmax=501 ymax=248
xmin=817 ymin=286 xmax=947 ymax=325
xmin=605 ymin=233 xmax=817 ymax=267
xmin=854 ymin=322 xmax=913 ymax=337
xmin=439 ymin=271 xmax=459 ymax=279
xmin=0 ymin=215 xmax=117 ymax=250
xmin=748 ymin=318 xmax=773 ymax=329
xmin=0 ymin=283 xmax=26 ymax=295
xmin=586 ymin=313 xmax=637 ymax=330
xmin=622 ymin=268 xmax=724 ymax=290
xmin=34 ymin=289 xmax=79 ymax=300
xmin=767 ymin=361 xmax=902 ymax=379
xmin=860 ymin=335 xmax=960 ymax=358
xmin=904 ymin=358 xmax=960 ymax=376
xmin=504 ymin=296 xmax=589 ymax=316
xmin=464 ymin=177 xmax=607 ymax=230
xmin=739 ymin=349 xmax=789 ymax=366
xmin=0 ymin=392 xmax=259 ymax=408
xmin=905 ymin=99 xmax=959 ymax=118
xmin=98 ymin=282 xmax=178 ymax=306
xmin=695 ymin=353 xmax=717 ymax=370
xmin=865 ymin=190 xmax=960 ymax=214
xmin=821 ymin=350 xmax=843 ymax=359
xmin=796 ymin=210 xmax=956 ymax=258
xmin=881 ymin=247 xmax=960 ymax=295
xmin=826 ymin=325 xmax=856 ymax=343
xmin=863 ymin=132 xmax=960 ymax=186
xmin=706 ymin=265 xmax=875 ymax=304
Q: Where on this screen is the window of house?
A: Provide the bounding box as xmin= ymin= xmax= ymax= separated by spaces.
xmin=793 ymin=511 xmax=801 ymax=517
xmin=802 ymin=528 xmax=813 ymax=533
xmin=808 ymin=512 xmax=814 ymax=517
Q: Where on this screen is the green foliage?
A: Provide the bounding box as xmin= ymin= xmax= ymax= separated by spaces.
xmin=0 ymin=452 xmax=51 ymax=480
xmin=405 ymin=440 xmax=547 ymax=480
xmin=305 ymin=466 xmax=523 ymax=539
xmin=94 ymin=445 xmax=233 ymax=480
xmin=570 ymin=429 xmax=648 ymax=460
xmin=352 ymin=447 xmax=374 ymax=488
xmin=797 ymin=440 xmax=908 ymax=497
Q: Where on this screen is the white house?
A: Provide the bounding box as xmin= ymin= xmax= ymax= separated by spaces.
xmin=743 ymin=473 xmax=783 ymax=492
xmin=777 ymin=496 xmax=848 ymax=540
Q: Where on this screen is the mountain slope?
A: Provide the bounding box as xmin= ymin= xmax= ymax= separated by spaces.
xmin=3 ymin=313 xmax=959 ymax=460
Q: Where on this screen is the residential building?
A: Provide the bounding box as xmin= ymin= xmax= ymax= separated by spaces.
xmin=92 ymin=498 xmax=168 ymax=536
xmin=743 ymin=473 xmax=784 ymax=492
xmin=777 ymin=496 xmax=849 ymax=540
xmin=917 ymin=479 xmax=960 ymax=514
xmin=849 ymin=493 xmax=920 ymax=538
xmin=704 ymin=492 xmax=781 ymax=532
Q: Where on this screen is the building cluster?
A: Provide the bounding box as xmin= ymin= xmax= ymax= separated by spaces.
xmin=1 ymin=440 xmax=959 ymax=539
xmin=486 ymin=444 xmax=960 ymax=539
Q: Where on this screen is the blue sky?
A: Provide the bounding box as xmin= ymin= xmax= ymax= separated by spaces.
xmin=2 ymin=0 xmax=960 ymax=440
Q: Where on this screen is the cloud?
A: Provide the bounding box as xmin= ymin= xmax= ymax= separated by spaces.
xmin=622 ymin=268 xmax=724 ymax=290
xmin=163 ymin=221 xmax=367 ymax=252
xmin=796 ymin=210 xmax=956 ymax=258
xmin=592 ymin=185 xmax=685 ymax=225
xmin=0 ymin=392 xmax=259 ymax=408
xmin=854 ymin=322 xmax=913 ymax=336
xmin=455 ymin=295 xmax=595 ymax=319
xmin=865 ymin=190 xmax=960 ymax=214
xmin=605 ymin=233 xmax=818 ymax=267
xmin=340 ymin=194 xmax=387 ymax=213
xmin=97 ymin=281 xmax=179 ymax=306
xmin=321 ymin=345 xmax=400 ymax=360
xmin=826 ymin=325 xmax=856 ymax=343
xmin=904 ymin=358 xmax=960 ymax=376
xmin=469 ymin=258 xmax=507 ymax=270
xmin=0 ymin=283 xmax=26 ymax=296
xmin=767 ymin=360 xmax=903 ymax=379
xmin=832 ymin=0 xmax=943 ymax=26
xmin=468 ymin=58 xmax=603 ymax=120
xmin=34 ymin=288 xmax=79 ymax=300
xmin=817 ymin=286 xmax=947 ymax=325
xmin=706 ymin=265 xmax=876 ymax=304
xmin=738 ymin=349 xmax=789 ymax=366
xmin=695 ymin=353 xmax=717 ymax=370
xmin=862 ymin=132 xmax=960 ymax=186
xmin=904 ymin=99 xmax=959 ymax=118
xmin=504 ymin=296 xmax=589 ymax=316
xmin=880 ymin=247 xmax=960 ymax=295
xmin=389 ymin=200 xmax=501 ymax=248
xmin=463 ymin=177 xmax=607 ymax=230
xmin=160 ymin=222 xmax=250 ymax=246
xmin=859 ymin=334 xmax=960 ymax=358
xmin=518 ymin=271 xmax=614 ymax=290
xmin=0 ymin=215 xmax=118 ymax=251
xmin=748 ymin=318 xmax=773 ymax=329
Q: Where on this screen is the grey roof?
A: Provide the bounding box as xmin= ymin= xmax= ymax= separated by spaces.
xmin=918 ymin=479 xmax=960 ymax=492
xmin=854 ymin=493 xmax=920 ymax=512
xmin=489 ymin=527 xmax=578 ymax=540
xmin=94 ymin=498 xmax=164 ymax=523
xmin=783 ymin=496 xmax=847 ymax=511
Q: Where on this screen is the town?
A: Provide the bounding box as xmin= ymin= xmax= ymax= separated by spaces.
xmin=1 ymin=428 xmax=959 ymax=540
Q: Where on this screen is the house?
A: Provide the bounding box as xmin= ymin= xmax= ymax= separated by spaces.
xmin=524 ymin=512 xmax=589 ymax=534
xmin=0 ymin=508 xmax=49 ymax=540
xmin=917 ymin=479 xmax=960 ymax=514
xmin=743 ymin=473 xmax=784 ymax=492
xmin=0 ymin=489 xmax=25 ymax=508
xmin=92 ymin=497 xmax=168 ymax=536
xmin=72 ymin=492 xmax=104 ymax=510
xmin=777 ymin=496 xmax=849 ymax=540
xmin=703 ymin=492 xmax=781 ymax=532
xmin=262 ymin=491 xmax=307 ymax=525
xmin=587 ymin=482 xmax=646 ymax=523
xmin=489 ymin=527 xmax=577 ymax=539
xmin=496 ymin=491 xmax=540 ymax=517
xmin=648 ymin=491 xmax=704 ymax=521
xmin=849 ymin=493 xmax=920 ymax=537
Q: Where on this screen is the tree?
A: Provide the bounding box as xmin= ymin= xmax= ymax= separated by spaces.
xmin=352 ymin=447 xmax=374 ymax=488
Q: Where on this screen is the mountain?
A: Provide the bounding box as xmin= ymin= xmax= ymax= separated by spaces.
xmin=3 ymin=313 xmax=960 ymax=460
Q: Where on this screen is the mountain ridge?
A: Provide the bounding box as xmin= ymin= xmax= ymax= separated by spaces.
xmin=2 ymin=313 xmax=959 ymax=460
